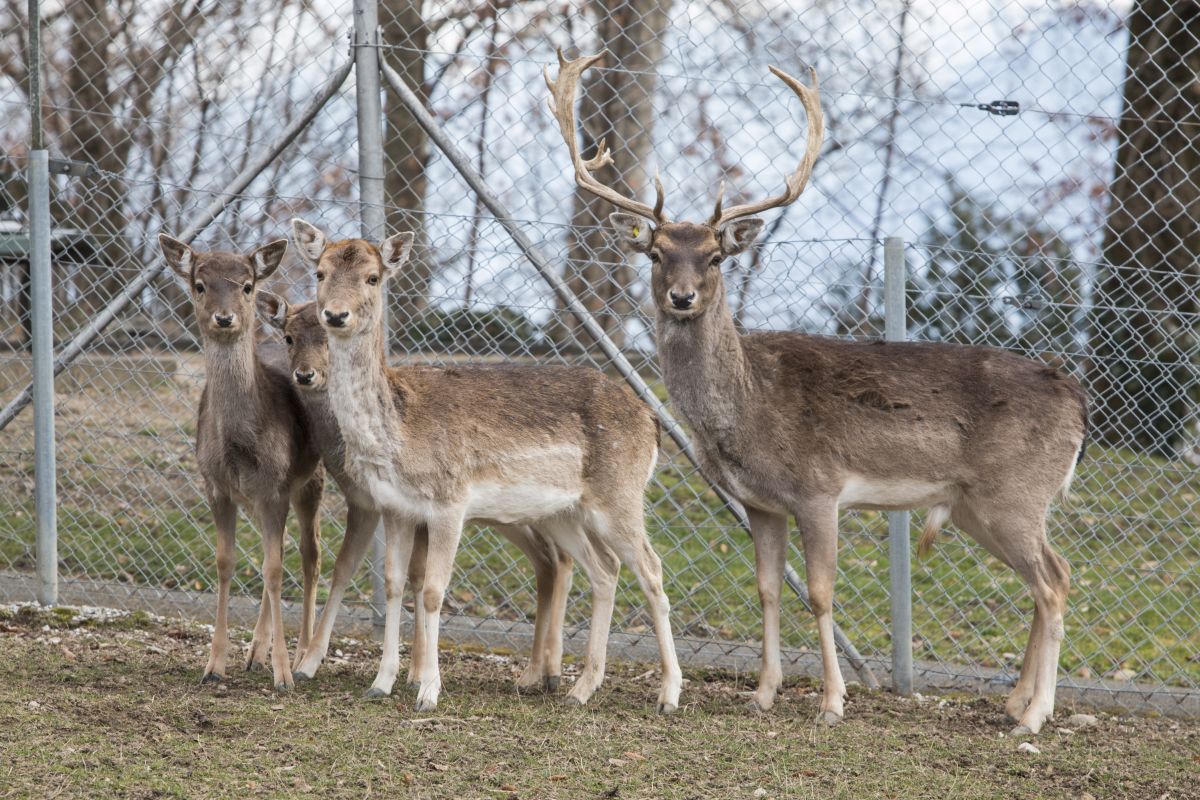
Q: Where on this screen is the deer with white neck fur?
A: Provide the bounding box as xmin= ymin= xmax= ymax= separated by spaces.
xmin=158 ymin=234 xmax=324 ymax=691
xmin=547 ymin=51 xmax=1087 ymax=735
xmin=255 ymin=296 xmax=576 ymax=694
xmin=291 ymin=219 xmax=682 ymax=713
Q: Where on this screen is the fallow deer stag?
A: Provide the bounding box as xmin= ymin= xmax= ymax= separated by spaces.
xmin=547 ymin=51 xmax=1087 ymax=735
xmin=256 ymin=296 xmax=576 ymax=694
xmin=159 ymin=235 xmax=324 ymax=691
xmin=291 ymin=219 xmax=682 ymax=713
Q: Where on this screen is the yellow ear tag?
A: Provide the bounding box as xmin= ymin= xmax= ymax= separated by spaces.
xmin=632 ymin=225 xmax=640 ymax=237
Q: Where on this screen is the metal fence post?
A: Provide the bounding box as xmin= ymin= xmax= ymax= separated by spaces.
xmin=353 ymin=0 xmax=388 ymax=630
xmin=28 ymin=0 xmax=57 ymax=606
xmin=884 ymin=236 xmax=912 ymax=695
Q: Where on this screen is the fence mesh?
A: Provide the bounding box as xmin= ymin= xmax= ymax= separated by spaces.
xmin=1 ymin=0 xmax=1197 ymax=712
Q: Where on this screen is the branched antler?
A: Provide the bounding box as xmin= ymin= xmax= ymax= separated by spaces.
xmin=711 ymin=66 xmax=825 ymax=228
xmin=544 ymin=49 xmax=667 ymax=222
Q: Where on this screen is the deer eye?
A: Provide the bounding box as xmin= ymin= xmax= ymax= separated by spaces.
xmin=710 ymin=255 xmax=723 ymax=267
xmin=316 ymin=271 xmax=325 ymax=282
xmin=194 ymin=282 xmax=205 ymax=294
xmin=284 ymin=335 xmax=294 ymax=346
xmin=242 ymin=282 xmax=253 ymax=295
xmin=648 ymin=252 xmax=661 ymax=264
xmin=367 ymin=274 xmax=379 ymax=286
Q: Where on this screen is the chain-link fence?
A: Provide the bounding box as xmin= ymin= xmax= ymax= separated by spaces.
xmin=1 ymin=0 xmax=1197 ymax=716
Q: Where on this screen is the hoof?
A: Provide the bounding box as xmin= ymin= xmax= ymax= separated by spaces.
xmin=293 ymin=671 xmax=312 ymax=684
xmin=414 ymin=698 xmax=438 ymax=713
xmin=274 ymin=681 xmax=294 ymax=693
xmin=656 ymin=702 xmax=678 ymax=715
xmin=364 ymin=687 xmax=390 ymax=700
xmin=544 ymin=675 xmax=560 ymax=693
xmin=1009 ymin=724 xmax=1034 ymax=738
xmin=245 ymin=661 xmax=267 ymax=673
xmin=405 ymin=680 xmax=421 ymax=690
xmin=815 ymin=710 xmax=842 ymax=727
xmin=200 ymin=672 xmax=223 ymax=685
xmin=747 ymin=698 xmax=770 ymax=714
xmin=515 ymin=681 xmax=542 ymax=696
xmin=562 ymin=695 xmax=585 ymax=707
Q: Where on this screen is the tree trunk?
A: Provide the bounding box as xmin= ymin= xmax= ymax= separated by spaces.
xmin=1089 ymin=0 xmax=1200 ymax=458
xmin=381 ymin=0 xmax=431 ymax=347
xmin=556 ymin=0 xmax=673 ymax=348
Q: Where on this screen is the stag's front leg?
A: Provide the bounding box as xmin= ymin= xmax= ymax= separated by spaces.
xmin=202 ymin=493 xmax=237 ymax=683
xmin=257 ymin=496 xmax=294 ymax=691
xmin=413 ymin=512 xmax=465 ymax=712
xmin=746 ymin=507 xmax=789 ymax=712
xmin=796 ymin=501 xmax=846 ymax=726
xmin=367 ymin=512 xmax=416 ymax=698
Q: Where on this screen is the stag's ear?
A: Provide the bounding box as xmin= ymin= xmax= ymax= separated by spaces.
xmin=158 ymin=234 xmax=194 ymax=282
xmin=251 ymin=239 xmax=288 ymax=281
xmin=718 ymin=218 xmax=764 ymax=256
xmin=608 ymin=213 xmax=654 ymax=254
xmin=291 ymin=218 xmax=328 ymax=266
xmin=256 ymin=291 xmax=288 ymax=330
xmin=379 ymin=231 xmax=415 ymax=278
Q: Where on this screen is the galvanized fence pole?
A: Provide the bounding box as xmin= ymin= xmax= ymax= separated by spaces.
xmin=380 ymin=53 xmax=880 ymax=688
xmin=352 ymin=0 xmax=388 ymax=629
xmin=884 ymin=236 xmax=912 ymax=695
xmin=28 ymin=0 xmax=57 ymax=606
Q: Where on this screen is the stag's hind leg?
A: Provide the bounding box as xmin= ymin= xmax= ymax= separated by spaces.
xmin=954 ymin=502 xmax=1070 ymax=735
xmin=291 ymin=472 xmax=324 ymax=670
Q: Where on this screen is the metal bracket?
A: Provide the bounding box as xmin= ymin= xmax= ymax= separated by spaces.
xmin=1003 ymin=291 xmax=1048 ymax=311
xmin=47 ymin=158 xmax=95 ymax=178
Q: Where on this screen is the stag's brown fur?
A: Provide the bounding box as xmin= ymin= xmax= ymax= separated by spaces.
xmin=260 ymin=299 xmax=575 ymax=692
xmin=158 ymin=236 xmax=323 ymax=691
xmin=293 ymin=219 xmax=681 ymax=712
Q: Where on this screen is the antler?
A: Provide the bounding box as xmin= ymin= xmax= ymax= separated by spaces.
xmin=544 ymin=49 xmax=666 ymax=223
xmin=711 ymin=65 xmax=825 ymax=229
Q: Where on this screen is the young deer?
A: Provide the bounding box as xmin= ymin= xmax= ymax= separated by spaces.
xmin=547 ymin=52 xmax=1087 ymax=735
xmin=290 ymin=218 xmax=682 ymax=713
xmin=255 ymin=296 xmax=576 ymax=693
xmin=158 ymin=235 xmax=325 ymax=691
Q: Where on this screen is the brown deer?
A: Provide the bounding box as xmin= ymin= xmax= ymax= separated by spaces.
xmin=158 ymin=235 xmax=324 ymax=691
xmin=256 ymin=296 xmax=576 ymax=694
xmin=547 ymin=51 xmax=1087 ymax=735
xmin=290 ymin=218 xmax=682 ymax=713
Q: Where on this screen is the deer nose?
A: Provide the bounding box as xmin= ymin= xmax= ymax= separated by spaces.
xmin=294 ymin=369 xmax=315 ymax=386
xmin=323 ymin=309 xmax=349 ymax=328
xmin=213 ymin=313 xmax=236 ymax=328
xmin=669 ymin=291 xmax=696 ymax=310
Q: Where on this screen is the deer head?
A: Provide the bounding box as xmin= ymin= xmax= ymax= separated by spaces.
xmin=545 ymin=50 xmax=824 ymax=320
xmin=290 ymin=219 xmax=414 ymax=338
xmin=258 ymin=294 xmax=330 ymax=390
xmin=159 ymin=234 xmax=287 ymax=339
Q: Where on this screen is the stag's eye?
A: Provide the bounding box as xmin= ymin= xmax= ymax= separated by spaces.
xmin=316 ymin=271 xmax=325 ymax=282
xmin=367 ymin=274 xmax=379 ymax=286
xmin=648 ymin=252 xmax=661 ymax=264
xmin=710 ymin=255 xmax=723 ymax=267
xmin=242 ymin=283 xmax=253 ymax=295
xmin=194 ymin=282 xmax=205 ymax=294
xmin=284 ymin=335 xmax=294 ymax=346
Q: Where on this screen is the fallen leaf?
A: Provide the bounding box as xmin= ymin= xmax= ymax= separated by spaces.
xmin=623 ymin=752 xmax=646 ymax=761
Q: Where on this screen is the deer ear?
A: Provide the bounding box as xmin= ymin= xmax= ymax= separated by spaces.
xmin=158 ymin=234 xmax=193 ymax=281
xmin=719 ymin=218 xmax=764 ymax=256
xmin=251 ymin=239 xmax=288 ymax=281
xmin=379 ymin=231 xmax=415 ymax=277
xmin=256 ymin=291 xmax=288 ymax=330
xmin=608 ymin=213 xmax=654 ymax=254
xmin=291 ymin=218 xmax=328 ymax=266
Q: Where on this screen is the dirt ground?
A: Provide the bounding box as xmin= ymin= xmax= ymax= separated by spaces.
xmin=0 ymin=604 xmax=1197 ymax=800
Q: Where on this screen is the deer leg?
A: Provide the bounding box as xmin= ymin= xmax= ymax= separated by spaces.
xmin=499 ymin=524 xmax=557 ymax=693
xmin=1005 ymin=605 xmax=1043 ymax=723
xmin=548 ymin=518 xmax=618 ymax=707
xmin=796 ymin=501 xmax=846 ymax=726
xmin=544 ymin=543 xmax=574 ymax=692
xmin=295 ymin=504 xmax=380 ymax=681
xmin=291 ymin=472 xmax=324 ymax=671
xmin=367 ymin=513 xmax=416 ymax=698
xmin=413 ymin=513 xmax=465 ymax=712
xmin=746 ymin=507 xmax=789 ymax=713
xmin=256 ymin=496 xmax=294 ymax=691
xmin=610 ymin=516 xmax=682 ymax=714
xmin=202 ymin=492 xmax=237 ymax=683
xmin=244 ymin=573 xmax=274 ymax=672
xmin=1010 ymin=542 xmax=1070 ymax=736
xmin=406 ymin=524 xmax=429 ymax=689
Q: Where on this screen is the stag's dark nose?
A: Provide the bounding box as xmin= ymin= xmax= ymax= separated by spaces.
xmin=323 ymin=309 xmax=349 ymax=328
xmin=294 ymin=369 xmax=315 ymax=386
xmin=669 ymin=291 xmax=696 ymax=310
xmin=213 ymin=313 xmax=235 ymax=328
